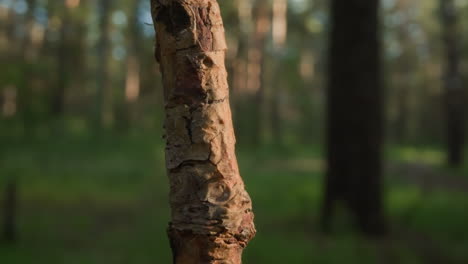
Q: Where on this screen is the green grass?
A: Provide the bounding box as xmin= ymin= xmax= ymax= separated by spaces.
xmin=1 ymin=135 xmax=468 ymax=263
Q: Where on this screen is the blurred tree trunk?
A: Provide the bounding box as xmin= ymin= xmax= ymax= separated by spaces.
xmin=19 ymin=0 xmax=37 ymax=133
xmin=249 ymin=0 xmax=270 ymax=145
xmin=96 ymin=0 xmax=113 ymax=129
xmin=231 ymin=0 xmax=251 ymax=143
xmin=270 ymin=71 xmax=283 ymax=145
xmin=440 ymin=0 xmax=465 ymax=167
xmin=0 ymin=1 xmax=19 ymax=119
xmin=51 ymin=4 xmax=71 ymax=117
xmin=270 ymin=0 xmax=287 ymax=146
xmin=392 ymin=1 xmax=413 ymax=145
xmin=3 ymin=179 xmax=17 ymax=243
xmin=0 ymin=0 xmax=17 ymax=53
xmin=322 ymin=0 xmax=386 ymax=236
xmin=150 ymin=0 xmax=256 ymax=262
xmin=394 ymin=61 xmax=410 ymax=144
xmin=123 ymin=0 xmax=142 ymax=128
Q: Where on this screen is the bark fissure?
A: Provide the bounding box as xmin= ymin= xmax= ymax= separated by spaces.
xmin=150 ymin=0 xmax=255 ymax=262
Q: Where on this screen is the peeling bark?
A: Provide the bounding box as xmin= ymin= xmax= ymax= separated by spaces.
xmin=150 ymin=0 xmax=256 ymax=262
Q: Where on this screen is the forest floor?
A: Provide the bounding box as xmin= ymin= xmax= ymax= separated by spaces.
xmin=0 ymin=134 xmax=467 ymax=264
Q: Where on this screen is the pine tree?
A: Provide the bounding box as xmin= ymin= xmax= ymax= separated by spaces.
xmin=150 ymin=0 xmax=256 ymax=262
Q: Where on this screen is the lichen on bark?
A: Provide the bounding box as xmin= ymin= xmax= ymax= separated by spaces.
xmin=150 ymin=0 xmax=256 ymax=263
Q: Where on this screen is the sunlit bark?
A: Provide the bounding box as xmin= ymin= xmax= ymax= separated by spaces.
xmin=150 ymin=0 xmax=256 ymax=262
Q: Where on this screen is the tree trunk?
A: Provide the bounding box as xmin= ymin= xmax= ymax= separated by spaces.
xmin=123 ymin=0 xmax=142 ymax=128
xmin=19 ymin=0 xmax=37 ymax=134
xmin=249 ymin=0 xmax=270 ymax=145
xmin=441 ymin=0 xmax=465 ymax=167
xmin=51 ymin=4 xmax=71 ymax=117
xmin=150 ymin=0 xmax=256 ymax=263
xmin=231 ymin=0 xmax=251 ymax=144
xmin=270 ymin=0 xmax=288 ymax=146
xmin=394 ymin=59 xmax=411 ymax=144
xmin=322 ymin=0 xmax=385 ymax=236
xmin=96 ymin=0 xmax=113 ymax=129
xmin=3 ymin=179 xmax=17 ymax=243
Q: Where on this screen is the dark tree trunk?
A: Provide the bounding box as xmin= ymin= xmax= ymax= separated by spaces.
xmin=441 ymin=0 xmax=465 ymax=167
xmin=322 ymin=0 xmax=386 ymax=236
xmin=3 ymin=179 xmax=17 ymax=243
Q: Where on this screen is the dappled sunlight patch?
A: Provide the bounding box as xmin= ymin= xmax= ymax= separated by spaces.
xmin=389 ymin=146 xmax=445 ymax=166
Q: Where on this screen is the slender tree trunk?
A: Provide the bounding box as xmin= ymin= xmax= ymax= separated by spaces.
xmin=270 ymin=0 xmax=287 ymax=146
xmin=249 ymin=0 xmax=270 ymax=145
xmin=393 ymin=7 xmax=412 ymax=145
xmin=150 ymin=0 xmax=256 ymax=263
xmin=3 ymin=179 xmax=17 ymax=243
xmin=96 ymin=0 xmax=113 ymax=129
xmin=0 ymin=0 xmax=17 ymax=53
xmin=51 ymin=4 xmax=71 ymax=117
xmin=441 ymin=0 xmax=465 ymax=167
xmin=231 ymin=0 xmax=251 ymax=143
xmin=322 ymin=0 xmax=385 ymax=236
xmin=19 ymin=0 xmax=37 ymax=134
xmin=1 ymin=3 xmax=19 ymax=119
xmin=123 ymin=0 xmax=142 ymax=128
xmin=394 ymin=60 xmax=411 ymax=144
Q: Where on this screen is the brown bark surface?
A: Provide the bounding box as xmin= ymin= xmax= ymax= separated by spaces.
xmin=150 ymin=0 xmax=256 ymax=263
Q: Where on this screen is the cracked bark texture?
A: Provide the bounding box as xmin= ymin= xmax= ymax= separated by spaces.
xmin=150 ymin=0 xmax=256 ymax=263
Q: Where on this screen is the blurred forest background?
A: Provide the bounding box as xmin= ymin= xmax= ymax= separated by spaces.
xmin=1 ymin=0 xmax=468 ymax=263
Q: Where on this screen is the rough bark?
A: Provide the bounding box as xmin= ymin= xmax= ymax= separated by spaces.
xmin=150 ymin=0 xmax=256 ymax=263
xmin=441 ymin=0 xmax=465 ymax=167
xmin=322 ymin=0 xmax=386 ymax=236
